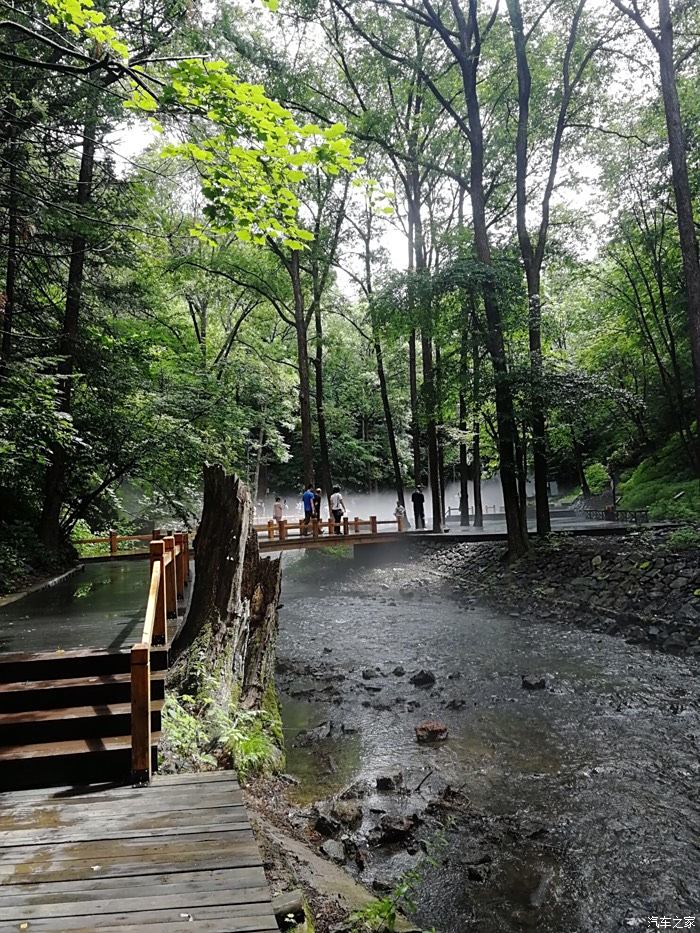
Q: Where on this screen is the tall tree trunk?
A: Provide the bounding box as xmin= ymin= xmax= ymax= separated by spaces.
xmin=1 ymin=101 xmax=19 ymax=374
xmin=253 ymin=423 xmax=265 ymax=502
xmin=289 ymin=251 xmax=315 ymax=485
xmin=459 ymin=329 xmax=470 ymax=526
xmin=656 ymin=0 xmax=700 ymax=468
xmin=458 ymin=2 xmax=528 ymax=554
xmin=514 ymin=422 xmax=528 ymax=531
xmin=407 ymin=213 xmax=421 ymax=485
xmin=573 ymin=433 xmax=591 ymax=499
xmin=472 ymin=331 xmax=484 ymax=528
xmin=374 ymin=333 xmax=405 ymax=507
xmin=410 ymin=174 xmax=443 ymax=532
xmin=39 ymin=99 xmax=98 ymax=547
xmin=313 ymin=303 xmax=333 ymax=506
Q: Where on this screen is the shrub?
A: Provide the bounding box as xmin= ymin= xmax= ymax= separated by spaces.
xmin=665 ymin=526 xmax=700 ymax=552
xmin=584 ymin=462 xmax=609 ymax=495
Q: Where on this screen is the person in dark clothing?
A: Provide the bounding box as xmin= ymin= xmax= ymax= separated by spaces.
xmin=313 ymin=487 xmax=324 ymax=533
xmin=302 ymin=483 xmax=315 ymax=535
xmin=411 ymin=485 xmax=425 ymax=529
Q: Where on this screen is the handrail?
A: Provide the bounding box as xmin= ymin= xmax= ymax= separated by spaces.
xmin=141 ymin=561 xmax=161 ymax=646
xmin=252 ymin=513 xmax=409 ymax=543
xmin=130 ymin=532 xmax=190 ymax=785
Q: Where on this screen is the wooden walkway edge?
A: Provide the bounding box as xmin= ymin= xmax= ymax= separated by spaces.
xmin=0 ymin=770 xmax=278 ymax=932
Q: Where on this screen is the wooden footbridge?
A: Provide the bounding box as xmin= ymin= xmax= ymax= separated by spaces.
xmin=0 ymin=532 xmax=279 ymax=931
xmin=255 ymin=515 xmax=406 ymax=552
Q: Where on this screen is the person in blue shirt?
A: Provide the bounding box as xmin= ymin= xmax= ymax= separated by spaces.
xmin=302 ymin=484 xmax=315 ymax=535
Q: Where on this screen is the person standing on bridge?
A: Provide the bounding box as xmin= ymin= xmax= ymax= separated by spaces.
xmin=412 ymin=485 xmax=425 ymax=530
xmin=330 ymin=485 xmax=345 ymax=535
xmin=273 ymin=496 xmax=284 ymax=529
xmin=302 ymin=484 xmax=315 ymax=535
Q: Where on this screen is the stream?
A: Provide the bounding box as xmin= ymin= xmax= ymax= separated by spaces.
xmin=276 ymin=550 xmax=700 ymax=932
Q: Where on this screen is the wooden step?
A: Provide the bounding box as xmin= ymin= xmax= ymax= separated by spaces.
xmin=0 ymin=646 xmax=169 ymax=683
xmin=0 ymin=735 xmax=160 ymax=791
xmin=0 ymin=671 xmax=165 ymax=713
xmin=0 ymin=700 xmax=163 ymax=744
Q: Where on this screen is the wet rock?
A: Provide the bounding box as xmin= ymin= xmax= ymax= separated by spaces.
xmin=624 ymin=625 xmax=646 ymax=644
xmin=445 ymin=698 xmax=466 ymax=710
xmin=313 ymin=807 xmax=342 ymax=837
xmin=447 ymin=671 xmax=463 ymax=680
xmin=376 ymin=771 xmax=403 ymax=791
xmin=647 ymin=625 xmax=661 ymax=639
xmin=363 ymin=684 xmax=383 ymax=693
xmin=331 ymin=801 xmax=363 ymax=829
xmin=467 ymin=865 xmax=486 ymax=883
xmin=376 ymin=814 xmax=415 ymax=844
xmin=662 ymin=632 xmax=688 ymax=653
xmin=320 ymin=839 xmax=346 ymax=864
xmin=521 ymin=674 xmax=546 ymax=691
xmin=415 ymin=720 xmax=449 ymax=743
xmin=362 ymin=668 xmax=377 ymax=680
xmin=339 ymin=779 xmax=370 ymax=800
xmin=393 ymin=665 xmax=406 ymax=676
xmin=410 ymin=669 xmax=436 ymax=688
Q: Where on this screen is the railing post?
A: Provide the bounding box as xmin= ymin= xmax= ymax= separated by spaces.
xmin=397 ymin=515 xmax=404 ymax=532
xmin=150 ymin=540 xmax=167 ymax=645
xmin=312 ymin=518 xmax=319 ymax=539
xmin=370 ymin=515 xmax=378 ymax=535
xmin=152 ymin=528 xmax=161 ymax=540
xmin=343 ymin=516 xmax=349 ymax=536
xmin=131 ymin=642 xmax=152 ymax=785
xmin=279 ymin=520 xmax=287 ymax=541
xmin=182 ymin=533 xmax=189 ymax=585
xmin=267 ymin=520 xmax=275 ymax=540
xmin=163 ymin=535 xmax=177 ymax=619
xmin=354 ymin=516 xmax=360 ymax=534
xmin=109 ymin=529 xmax=118 ymax=558
xmin=174 ymin=532 xmax=185 ymax=599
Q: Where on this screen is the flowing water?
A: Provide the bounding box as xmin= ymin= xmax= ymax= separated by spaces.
xmin=276 ymin=551 xmax=700 ymax=933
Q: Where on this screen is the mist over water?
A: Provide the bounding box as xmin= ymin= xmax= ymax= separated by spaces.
xmin=255 ymin=477 xmax=508 ymax=523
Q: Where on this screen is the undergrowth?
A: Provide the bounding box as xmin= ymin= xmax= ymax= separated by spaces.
xmin=619 ymin=433 xmax=699 ymax=520
xmin=162 ymin=660 xmax=284 ymax=778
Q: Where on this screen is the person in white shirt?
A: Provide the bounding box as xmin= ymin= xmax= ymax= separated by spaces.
xmin=273 ymin=496 xmax=284 ymax=526
xmin=330 ymin=485 xmax=345 ymax=535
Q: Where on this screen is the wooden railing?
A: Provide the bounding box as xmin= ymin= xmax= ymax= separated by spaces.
xmin=584 ymin=507 xmax=649 ymax=524
xmin=253 ymin=515 xmax=405 ymax=543
xmin=131 ymin=532 xmax=190 ymax=784
xmin=75 ymin=528 xmax=170 ymax=558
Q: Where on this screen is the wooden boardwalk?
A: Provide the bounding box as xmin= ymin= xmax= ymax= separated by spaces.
xmin=0 ymin=771 xmax=278 ymax=932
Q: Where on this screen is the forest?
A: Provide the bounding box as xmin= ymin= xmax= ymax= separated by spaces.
xmin=1 ymin=0 xmax=699 ymax=587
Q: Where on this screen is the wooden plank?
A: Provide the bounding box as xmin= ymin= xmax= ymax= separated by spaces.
xmin=151 ymin=771 xmax=238 ymax=787
xmin=0 ymin=829 xmax=258 ymax=864
xmin=0 ymin=699 xmax=163 ymax=726
xmin=0 ymin=811 xmax=251 ymax=848
xmin=2 ymin=838 xmax=264 ymax=884
xmin=0 ymin=883 xmax=272 ymax=920
xmin=0 ymin=775 xmax=239 ymax=807
xmin=0 ymin=732 xmax=161 ymax=761
xmin=0 ymin=866 xmax=268 ymax=905
xmin=0 ymin=794 xmax=244 ymax=826
xmin=4 ymin=904 xmax=278 ymax=931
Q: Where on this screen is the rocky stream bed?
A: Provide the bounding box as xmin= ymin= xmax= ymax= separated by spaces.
xmin=247 ymin=531 xmax=700 ymax=933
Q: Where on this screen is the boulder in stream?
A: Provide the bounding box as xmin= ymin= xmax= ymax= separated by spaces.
xmin=410 ymin=669 xmax=436 ymax=688
xmin=320 ymin=839 xmax=347 ymax=865
xmin=415 ymin=720 xmax=449 ymax=743
xmin=521 ymin=674 xmax=546 ymax=691
xmin=376 ymin=771 xmax=403 ymax=791
xmin=331 ymin=801 xmax=363 ymax=829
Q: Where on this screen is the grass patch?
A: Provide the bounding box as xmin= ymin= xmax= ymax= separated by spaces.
xmin=619 ymin=433 xmax=699 ymax=520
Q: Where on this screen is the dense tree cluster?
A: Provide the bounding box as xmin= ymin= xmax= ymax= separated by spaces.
xmin=1 ymin=0 xmax=698 ymax=584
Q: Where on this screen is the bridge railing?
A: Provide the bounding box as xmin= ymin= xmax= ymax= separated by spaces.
xmin=130 ymin=532 xmax=189 ymax=784
xmin=253 ymin=515 xmax=405 ymax=543
xmin=75 ymin=529 xmax=171 ymax=559
xmin=583 ymin=507 xmax=649 ymax=524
